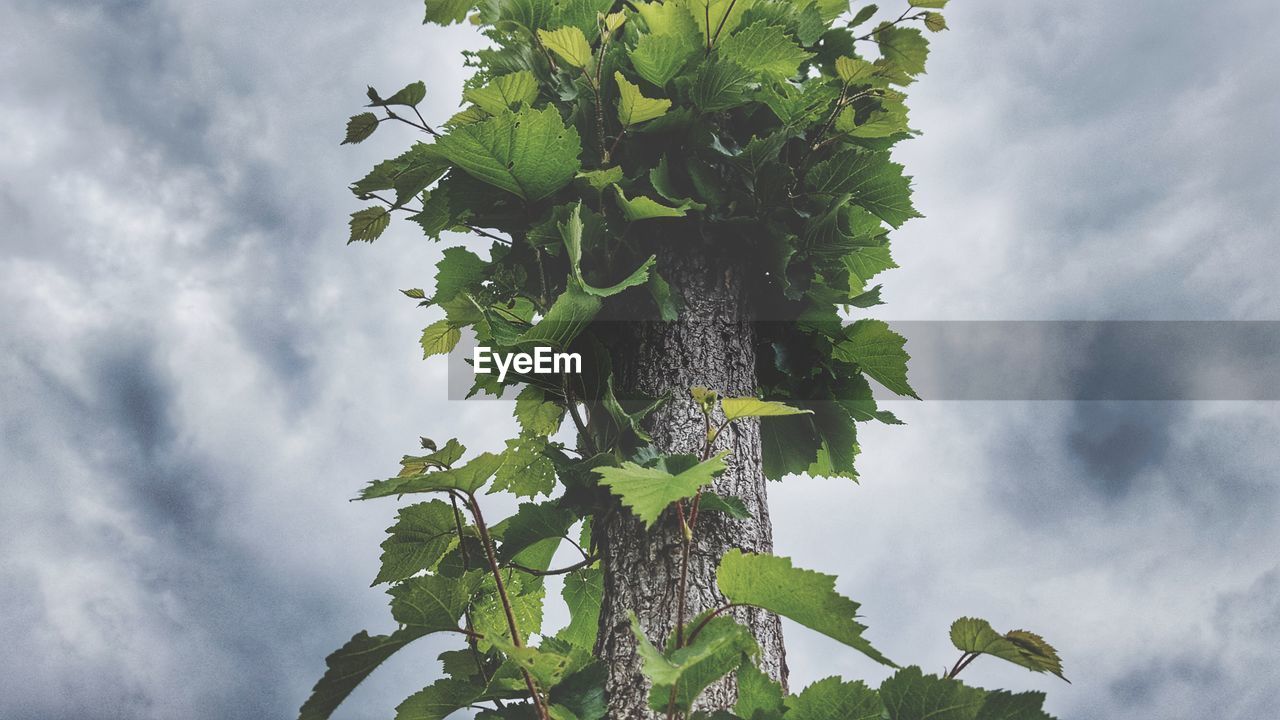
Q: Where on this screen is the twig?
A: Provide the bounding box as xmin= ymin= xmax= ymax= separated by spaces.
xmin=507 ymin=555 xmax=599 ymax=577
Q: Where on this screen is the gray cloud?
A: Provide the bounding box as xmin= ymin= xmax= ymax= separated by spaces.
xmin=1 ymin=0 xmax=1278 ymax=719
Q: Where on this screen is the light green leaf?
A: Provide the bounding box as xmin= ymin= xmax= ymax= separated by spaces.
xmin=736 ymin=663 xmax=785 ymax=720
xmin=909 ymin=0 xmax=947 ymax=8
xmin=464 ymin=70 xmax=540 ymax=115
xmin=844 ymin=245 xmax=898 ymax=292
xmin=359 ymin=452 xmax=504 ymax=499
xmin=719 ymin=22 xmax=812 ymax=80
xmin=631 ymin=613 xmax=757 ymax=713
xmin=924 ymin=12 xmax=947 ymax=32
xmin=631 ymin=33 xmax=696 ymax=87
xmin=835 ymin=56 xmax=877 ymax=84
xmin=490 ymin=638 xmax=579 ymax=688
xmin=686 ymin=0 xmax=757 ymax=45
xmin=873 ymin=25 xmax=929 ymax=83
xmin=424 ymin=0 xmax=475 ymax=25
xmin=717 ymin=549 xmax=893 ymax=666
xmin=420 ymin=320 xmax=461 ymax=358
xmin=648 ymin=272 xmax=681 ymax=321
xmin=576 ymin=166 xmax=624 ymax=191
xmin=951 ymin=618 xmax=1068 ymax=682
xmin=493 ymin=434 xmax=557 ymax=498
xmin=517 ymin=285 xmax=601 ymax=349
xmin=374 ymin=500 xmax=459 ymax=585
xmin=849 ymin=4 xmax=879 ymax=27
xmin=595 ymin=452 xmax=729 ymax=528
xmin=436 ymin=106 xmax=582 ymax=202
xmin=348 ymin=207 xmax=391 ymax=244
xmin=834 ymin=319 xmax=918 ymax=399
xmin=721 ymin=397 xmax=812 ymax=421
xmin=515 ymin=385 xmax=564 ymax=437
xmin=613 ymin=186 xmax=701 ymax=221
xmin=807 ymin=149 xmax=920 ymax=228
xmin=343 ymin=113 xmax=379 ymax=145
xmin=299 ymin=628 xmax=427 ymax=720
xmin=559 ymin=568 xmax=604 ymax=650
xmin=786 ymin=676 xmax=882 ymax=720
xmin=818 ymin=0 xmax=853 ymax=22
xmin=431 ymin=246 xmax=487 ymax=304
xmin=615 ymin=72 xmax=672 ymax=126
xmin=394 ymin=677 xmax=486 ymax=720
xmin=539 ymin=26 xmax=594 ymax=68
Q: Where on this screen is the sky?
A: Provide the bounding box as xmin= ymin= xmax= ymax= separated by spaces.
xmin=1 ymin=1 xmax=1277 ymax=719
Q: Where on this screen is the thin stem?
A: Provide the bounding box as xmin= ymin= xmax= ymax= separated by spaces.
xmin=466 ymin=492 xmax=550 ymax=720
xmin=710 ymin=0 xmax=739 ymax=48
xmin=464 ymin=224 xmax=512 ymax=245
xmin=506 ymin=555 xmax=598 ymax=577
xmin=564 ymin=378 xmax=600 ymax=457
xmin=854 ymin=7 xmax=927 ymax=42
xmin=382 ymin=107 xmax=440 ymax=136
xmin=947 ymin=651 xmax=979 ymax=680
xmin=685 ymin=603 xmax=746 ymax=645
xmin=448 ymin=494 xmax=492 ymax=686
xmin=674 ymin=501 xmax=692 ymax=647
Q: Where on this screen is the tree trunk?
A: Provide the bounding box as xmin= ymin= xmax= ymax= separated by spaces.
xmin=596 ymin=237 xmax=787 ymax=718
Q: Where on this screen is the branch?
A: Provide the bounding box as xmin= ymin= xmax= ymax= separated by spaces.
xmin=854 ymin=7 xmax=928 ymax=43
xmin=506 ymin=555 xmax=599 ymax=577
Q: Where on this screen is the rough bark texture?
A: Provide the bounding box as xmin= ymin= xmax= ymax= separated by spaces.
xmin=596 ymin=239 xmax=786 ymax=719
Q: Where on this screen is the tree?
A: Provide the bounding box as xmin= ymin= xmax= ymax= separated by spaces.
xmin=305 ymin=1 xmax=1067 ymax=719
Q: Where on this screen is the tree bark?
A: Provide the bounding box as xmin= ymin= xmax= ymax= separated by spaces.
xmin=596 ymin=237 xmax=787 ymax=718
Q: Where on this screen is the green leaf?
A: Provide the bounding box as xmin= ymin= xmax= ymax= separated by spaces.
xmin=559 ymin=568 xmax=604 ymax=650
xmin=389 ymin=571 xmax=484 ymax=631
xmin=371 ymin=81 xmax=427 ymax=108
xmin=395 ymin=677 xmax=486 ymax=720
xmin=721 ymin=397 xmax=812 ymax=421
xmin=785 ymin=676 xmax=882 ymax=720
xmin=374 ymin=500 xmax=459 ymax=585
xmin=539 ymin=26 xmax=594 ymax=68
xmin=561 ymin=202 xmax=657 ymax=296
xmin=975 ymin=690 xmax=1055 ymax=720
xmin=498 ymin=502 xmax=576 ymax=562
xmin=595 ymin=452 xmax=729 ymax=528
xmin=697 ymin=493 xmax=751 ymax=520
xmin=473 ymin=571 xmax=545 ymax=648
xmin=465 ymin=71 xmax=540 ymax=115
xmin=879 ymin=667 xmax=986 ymax=720
xmin=576 ymin=166 xmax=624 ymax=192
xmin=421 ymin=320 xmax=462 ymax=358
xmin=436 ymin=106 xmax=582 ymax=202
xmin=490 ymin=638 xmax=579 ymax=688
xmin=616 ymin=72 xmax=672 ymax=126
xmin=687 ymin=0 xmax=757 ymax=45
xmin=909 ymin=0 xmax=947 ymax=8
xmin=515 ymin=385 xmax=565 ymax=436
xmin=299 ymin=628 xmax=427 ymax=720
xmin=807 ymin=149 xmax=920 ymax=228
xmin=844 ymin=245 xmax=898 ymax=292
xmin=951 ymin=618 xmax=1068 ymax=682
xmin=717 ymin=549 xmax=893 ymax=666
xmin=849 ymin=3 xmax=878 ymax=27
xmin=719 ymin=22 xmax=812 ymax=81
xmin=631 ymin=613 xmax=757 ymax=713
xmin=924 ymin=12 xmax=947 ymax=32
xmin=833 ymin=319 xmax=918 ymax=399
xmin=348 ymin=207 xmax=391 ymax=244
xmin=517 ymin=286 xmax=602 ymax=349
xmin=550 ymin=661 xmax=608 ymax=720
xmin=603 ymin=374 xmax=666 ymax=444
xmin=648 ymin=272 xmax=681 ymax=321
xmin=613 ymin=186 xmax=701 ymax=221
xmin=494 ymin=434 xmax=558 ymax=498
xmin=873 ymin=25 xmax=929 ymax=83
xmin=424 ymin=0 xmax=474 ymax=25
xmin=817 ymin=0 xmax=853 ymax=22
xmin=359 ymin=452 xmax=504 ymax=499
xmin=735 ymin=663 xmax=785 ymax=720
xmin=431 ymin=246 xmax=487 ymax=304
xmin=343 ymin=113 xmax=379 ymax=145
xmin=691 ymin=60 xmax=754 ymax=113
xmin=631 ymin=33 xmax=696 ymax=87
xmin=835 ymin=56 xmax=877 ymax=84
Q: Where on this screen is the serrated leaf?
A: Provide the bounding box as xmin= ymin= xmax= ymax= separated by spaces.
xmin=951 ymin=618 xmax=1068 ymax=682
xmin=343 ymin=113 xmax=379 ymax=145
xmin=717 ymin=550 xmax=893 ymax=666
xmin=421 ymin=320 xmax=462 ymax=358
xmin=498 ymin=502 xmax=576 ymax=562
xmin=807 ymin=149 xmax=920 ymax=228
xmin=719 ymin=22 xmax=812 ymax=81
xmin=492 ymin=434 xmax=558 ymax=498
xmin=431 ymin=246 xmax=487 ymax=304
xmin=359 ymin=452 xmax=504 ymax=499
xmin=874 ymin=24 xmax=929 ymax=83
xmin=539 ymin=26 xmax=594 ymax=68
xmin=721 ymin=397 xmax=812 ymax=421
xmin=924 ymin=12 xmax=947 ymax=32
xmin=394 ymin=676 xmax=485 ymax=720
xmin=835 ymin=56 xmax=877 ymax=84
xmin=473 ymin=572 xmax=545 ymax=648
xmin=648 ymin=272 xmax=681 ymax=321
xmin=490 ymin=638 xmax=579 ymax=688
xmin=372 ymin=81 xmax=427 ymax=108
xmin=517 ymin=285 xmax=601 ymax=349
xmin=880 ymin=667 xmax=987 ymax=720
xmin=844 ymin=245 xmax=898 ymax=292
xmin=849 ymin=3 xmax=878 ymax=26
xmin=697 ymin=493 xmax=751 ymax=520
xmin=516 ymin=385 xmax=565 ymax=436
xmin=436 ymin=106 xmax=582 ymax=202
xmin=298 ymin=629 xmax=427 ymax=720
xmin=558 ymin=567 xmax=603 ymax=650
xmin=595 ymin=452 xmax=729 ymax=528
xmin=613 ymin=186 xmax=702 ymax=221
xmin=550 ymin=661 xmax=608 ymax=720
xmin=786 ymin=676 xmax=882 ymax=720
xmin=632 ymin=33 xmax=696 ymax=87
xmin=388 ymin=571 xmax=484 ymax=631
xmin=576 ymin=166 xmax=624 ymax=191
xmin=374 ymin=500 xmax=459 ymax=585
xmin=616 ymin=72 xmax=672 ymax=126
xmin=424 ymin=0 xmax=475 ymax=25
xmin=348 ymin=207 xmax=391 ymax=243
xmin=691 ymin=60 xmax=755 ymax=112
xmin=834 ymin=319 xmax=917 ymax=399
xmin=736 ymin=663 xmax=785 ymax=719
xmin=560 ymin=203 xmax=656 ymax=296
xmin=909 ymin=0 xmax=947 ymax=8
xmin=631 ymin=613 xmax=757 ymax=713
xmin=465 ymin=71 xmax=540 ymax=115
xmin=687 ymin=0 xmax=758 ymax=44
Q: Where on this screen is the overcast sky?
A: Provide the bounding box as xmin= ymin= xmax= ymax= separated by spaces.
xmin=1 ymin=1 xmax=1277 ymax=719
